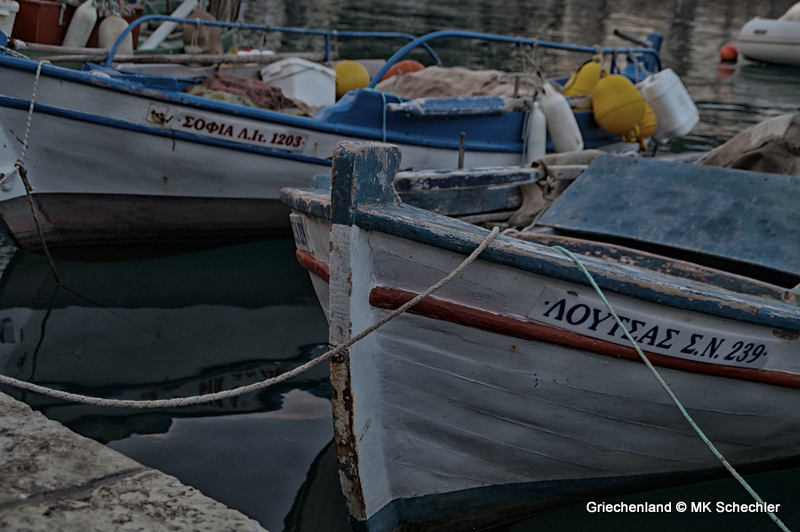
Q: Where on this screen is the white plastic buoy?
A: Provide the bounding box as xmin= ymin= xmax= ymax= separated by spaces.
xmin=524 ymin=99 xmax=547 ymax=163
xmin=62 ymin=0 xmax=98 ymax=48
xmin=98 ymin=14 xmax=132 ymax=54
xmin=540 ymin=81 xmax=583 ymax=153
xmin=0 ymin=0 xmax=19 ymax=39
xmin=636 ymin=68 xmax=699 ymax=144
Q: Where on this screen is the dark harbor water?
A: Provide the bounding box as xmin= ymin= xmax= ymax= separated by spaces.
xmin=2 ymin=0 xmax=800 ymax=531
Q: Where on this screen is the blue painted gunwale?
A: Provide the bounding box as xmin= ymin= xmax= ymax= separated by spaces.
xmin=313 ymin=166 xmax=538 ymax=215
xmin=392 ymin=166 xmax=541 ymax=191
xmin=279 ymin=143 xmax=800 ymax=332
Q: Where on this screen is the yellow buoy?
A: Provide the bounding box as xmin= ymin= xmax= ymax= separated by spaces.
xmin=637 ymin=102 xmax=658 ymax=141
xmin=561 ymin=56 xmax=602 ymax=97
xmin=592 ymin=74 xmax=646 ymax=136
xmin=333 ymin=60 xmax=370 ymax=99
xmin=620 ymin=101 xmax=658 ymax=150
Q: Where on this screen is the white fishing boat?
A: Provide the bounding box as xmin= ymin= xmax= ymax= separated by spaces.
xmin=0 ymin=23 xmax=666 ymax=252
xmin=281 ymin=141 xmax=800 ymax=531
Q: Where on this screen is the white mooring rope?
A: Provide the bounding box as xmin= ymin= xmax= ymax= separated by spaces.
xmin=0 ymin=227 xmax=500 ymax=408
xmin=0 ymin=60 xmax=45 ymax=188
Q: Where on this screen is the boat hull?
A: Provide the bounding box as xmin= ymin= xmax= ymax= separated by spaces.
xmin=301 ymin=219 xmax=800 ymax=531
xmin=738 ymin=18 xmax=800 ymax=66
xmin=0 ymin=193 xmax=294 ymax=248
xmin=0 ymin=55 xmax=522 ymax=250
xmin=282 ymin=142 xmax=800 ymax=532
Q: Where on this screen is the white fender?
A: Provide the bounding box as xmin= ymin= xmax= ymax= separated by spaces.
xmin=62 ymin=0 xmax=98 ymax=48
xmin=540 ymin=81 xmax=583 ymax=153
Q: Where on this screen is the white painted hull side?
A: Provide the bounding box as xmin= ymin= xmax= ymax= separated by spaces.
xmin=0 ymin=59 xmax=520 ymax=248
xmin=738 ymin=18 xmax=800 ymax=66
xmin=0 ymin=62 xmax=520 ymax=185
xmin=296 ymin=213 xmax=800 ymax=529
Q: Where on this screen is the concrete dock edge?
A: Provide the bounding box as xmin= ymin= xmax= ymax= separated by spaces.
xmin=0 ymin=391 xmax=269 ymax=531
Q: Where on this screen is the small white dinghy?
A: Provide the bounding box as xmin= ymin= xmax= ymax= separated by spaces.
xmin=737 ymin=3 xmax=800 ymax=66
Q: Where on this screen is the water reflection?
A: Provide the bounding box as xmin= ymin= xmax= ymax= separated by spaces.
xmin=0 ymin=238 xmax=339 ymax=531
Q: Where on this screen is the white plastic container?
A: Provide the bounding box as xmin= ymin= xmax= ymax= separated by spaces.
xmin=540 ymin=81 xmax=583 ymax=153
xmin=524 ymin=100 xmax=547 ymax=163
xmin=0 ymin=0 xmax=19 ymax=38
xmin=636 ymin=68 xmax=699 ymax=144
xmin=62 ymin=0 xmax=97 ymax=48
xmin=260 ymin=58 xmax=336 ymax=108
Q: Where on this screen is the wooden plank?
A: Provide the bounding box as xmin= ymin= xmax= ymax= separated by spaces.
xmin=538 ymin=154 xmax=800 ymax=280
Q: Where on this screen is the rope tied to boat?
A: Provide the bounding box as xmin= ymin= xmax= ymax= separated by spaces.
xmin=0 ymin=227 xmax=500 ymax=408
xmin=4 ymin=59 xmax=65 ymax=286
xmin=553 ymin=245 xmax=791 ymax=532
xmin=0 ymin=44 xmax=30 ymax=61
xmin=361 ymin=88 xmax=402 ymax=143
xmin=0 ymin=59 xmax=44 ymax=189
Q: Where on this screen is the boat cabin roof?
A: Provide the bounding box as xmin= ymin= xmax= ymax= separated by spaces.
xmin=538 ymin=154 xmax=800 ymax=287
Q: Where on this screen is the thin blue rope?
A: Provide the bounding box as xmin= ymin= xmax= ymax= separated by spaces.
xmin=362 ymin=88 xmax=402 ymax=143
xmin=552 ymin=245 xmax=790 ymax=532
xmin=380 ymin=91 xmax=387 ymax=143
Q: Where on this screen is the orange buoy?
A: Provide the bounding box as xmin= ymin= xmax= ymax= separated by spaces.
xmin=380 ymin=59 xmax=425 ymax=81
xmin=719 ymin=44 xmax=738 ymax=64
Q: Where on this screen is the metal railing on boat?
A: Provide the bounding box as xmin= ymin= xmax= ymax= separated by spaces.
xmin=103 ymin=16 xmax=443 ymax=70
xmin=367 ymin=29 xmax=663 ymax=87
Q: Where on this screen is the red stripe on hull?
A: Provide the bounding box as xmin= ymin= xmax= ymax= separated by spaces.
xmin=369 ymin=286 xmax=800 ymax=389
xmin=293 ymin=248 xmax=800 ymax=388
xmin=296 ymin=249 xmax=330 ymax=282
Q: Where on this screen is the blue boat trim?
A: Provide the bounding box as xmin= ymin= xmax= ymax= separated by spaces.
xmin=313 ymin=90 xmax=530 ymax=151
xmin=385 ymin=95 xmax=513 ymax=116
xmin=281 ymin=188 xmax=331 ymax=222
xmin=0 ymin=95 xmax=333 ymax=165
xmin=363 ymin=206 xmax=800 ymax=330
xmin=392 ymin=167 xmax=539 ymax=191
